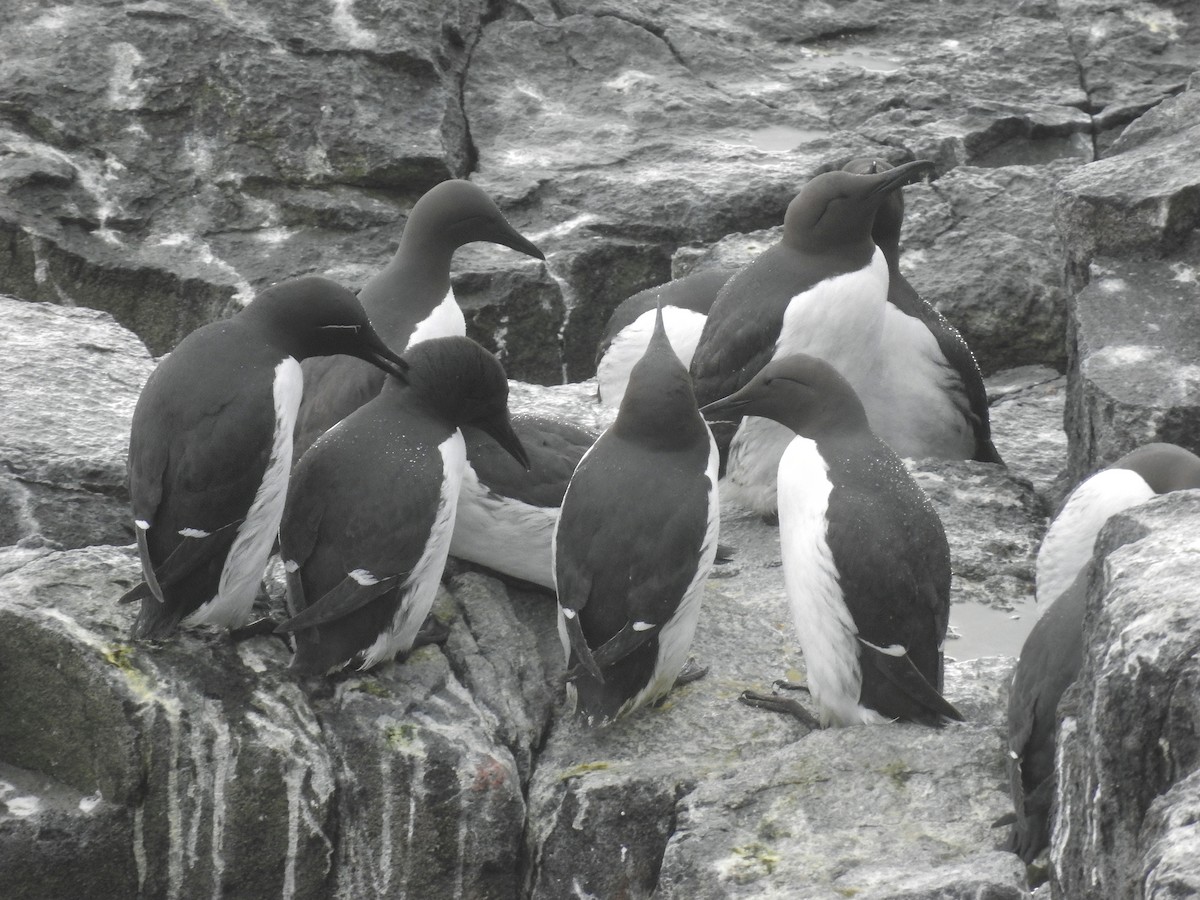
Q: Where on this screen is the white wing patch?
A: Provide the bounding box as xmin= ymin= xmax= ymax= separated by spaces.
xmin=406 ymin=287 xmax=466 ymax=349
xmin=777 ymin=437 xmax=889 ymax=727
xmin=359 ymin=431 xmax=467 ymax=669
xmin=349 ymin=568 xmax=379 ymax=586
xmin=187 ymin=357 xmax=302 ymax=628
xmin=597 ymin=307 xmax=707 ymax=407
xmin=1036 ymin=468 xmax=1155 ymax=605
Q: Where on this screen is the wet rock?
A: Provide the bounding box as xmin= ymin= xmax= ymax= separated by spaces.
xmin=1064 ymin=253 xmax=1200 ymax=483
xmin=0 ymin=296 xmax=152 ymax=549
xmin=1053 ymin=492 xmax=1200 ymax=899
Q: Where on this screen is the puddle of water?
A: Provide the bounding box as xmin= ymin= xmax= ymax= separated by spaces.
xmin=746 ymin=125 xmax=828 ymax=152
xmin=946 ymin=597 xmax=1042 ymax=662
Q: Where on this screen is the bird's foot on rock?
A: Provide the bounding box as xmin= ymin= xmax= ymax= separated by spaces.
xmin=739 ymin=689 xmax=820 ymax=729
xmin=771 ymin=678 xmax=811 ymax=694
xmin=675 ymin=656 xmax=709 ymax=686
xmin=230 ymin=617 xmax=287 ymax=645
xmin=412 ymin=615 xmax=452 ymax=649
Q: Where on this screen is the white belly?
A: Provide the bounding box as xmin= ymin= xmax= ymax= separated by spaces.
xmin=598 ymin=307 xmax=707 ymax=408
xmin=1036 ymin=468 xmax=1155 ymax=605
xmin=406 ymin=287 xmax=466 ymax=349
xmin=191 ymin=357 xmax=302 ymax=628
xmin=450 ymin=461 xmax=559 ymax=590
xmin=777 ymin=437 xmax=889 ymax=727
xmin=859 ymin=304 xmax=974 ymax=460
xmin=360 ymin=432 xmax=467 ymax=668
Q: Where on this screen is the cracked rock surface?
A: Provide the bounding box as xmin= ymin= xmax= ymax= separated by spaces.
xmin=2 ymin=1 xmax=1200 ymax=897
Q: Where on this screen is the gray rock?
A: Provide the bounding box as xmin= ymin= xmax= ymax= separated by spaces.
xmin=653 ymin=658 xmax=1023 ymax=900
xmin=1053 ymin=492 xmax=1200 ymax=899
xmin=1064 ymin=254 xmax=1200 ymax=483
xmin=0 ymin=296 xmax=153 ymax=549
xmin=1055 ymin=75 xmax=1200 ymax=294
xmin=987 ymin=366 xmax=1070 ymax=505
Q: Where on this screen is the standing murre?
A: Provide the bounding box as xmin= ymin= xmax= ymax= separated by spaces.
xmin=689 ymin=159 xmax=936 ymax=516
xmin=703 ymin=353 xmax=963 ymax=727
xmin=554 ymin=306 xmax=720 ymax=725
xmin=842 ymin=156 xmax=1002 ymax=465
xmin=121 ymin=275 xmax=408 ymax=639
xmin=276 ymin=337 xmax=528 ymax=675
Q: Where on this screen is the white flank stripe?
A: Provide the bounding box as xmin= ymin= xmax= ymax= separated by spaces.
xmin=859 ymin=638 xmax=906 ymax=657
xmin=188 ymin=357 xmax=302 ymax=628
xmin=777 ymin=437 xmax=889 ymax=727
xmin=178 ymin=527 xmax=211 ymax=539
xmin=632 ymin=621 xmax=654 ymax=632
xmin=359 ymin=431 xmax=466 ymax=669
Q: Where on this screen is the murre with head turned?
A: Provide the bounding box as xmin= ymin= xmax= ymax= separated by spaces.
xmin=121 ymin=275 xmax=409 ymax=640
xmin=276 ymin=336 xmax=528 ymax=676
xmin=555 ymin=306 xmax=720 ymax=725
xmin=293 ymin=178 xmax=545 ymax=458
xmin=703 ymin=353 xmax=963 ymax=727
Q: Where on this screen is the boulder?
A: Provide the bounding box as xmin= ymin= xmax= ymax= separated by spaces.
xmin=1064 ymin=253 xmax=1200 ymax=483
xmin=1053 ymin=491 xmax=1200 ymax=899
xmin=0 ymin=296 xmax=153 ymax=550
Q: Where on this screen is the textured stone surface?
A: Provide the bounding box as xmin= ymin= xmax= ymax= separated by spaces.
xmin=1065 ymin=253 xmax=1200 ymax=483
xmin=0 ymin=296 xmax=153 ymax=549
xmin=1053 ymin=492 xmax=1200 ymax=900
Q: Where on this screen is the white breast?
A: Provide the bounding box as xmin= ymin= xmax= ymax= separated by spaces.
xmin=192 ymin=357 xmax=303 ymax=628
xmin=360 ymin=431 xmax=467 ymax=669
xmin=724 ymin=251 xmax=889 ymax=515
xmin=406 ymin=287 xmax=466 ymax=349
xmin=775 ymin=248 xmax=889 ymax=390
xmin=1036 ymin=468 xmax=1155 ymax=605
xmin=450 ymin=461 xmax=559 ymax=590
xmin=598 ymin=307 xmax=708 ymax=407
xmin=777 ymin=437 xmax=890 ymax=727
xmin=859 ymin=305 xmax=974 ymax=460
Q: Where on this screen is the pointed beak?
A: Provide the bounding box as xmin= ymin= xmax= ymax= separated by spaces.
xmin=482 ymin=413 xmax=530 ymax=470
xmin=700 ymin=392 xmax=750 ymax=423
xmin=498 ymin=228 xmax=546 ymax=262
xmin=361 ymin=329 xmax=409 ymax=383
xmin=868 ymin=158 xmax=935 ymax=196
